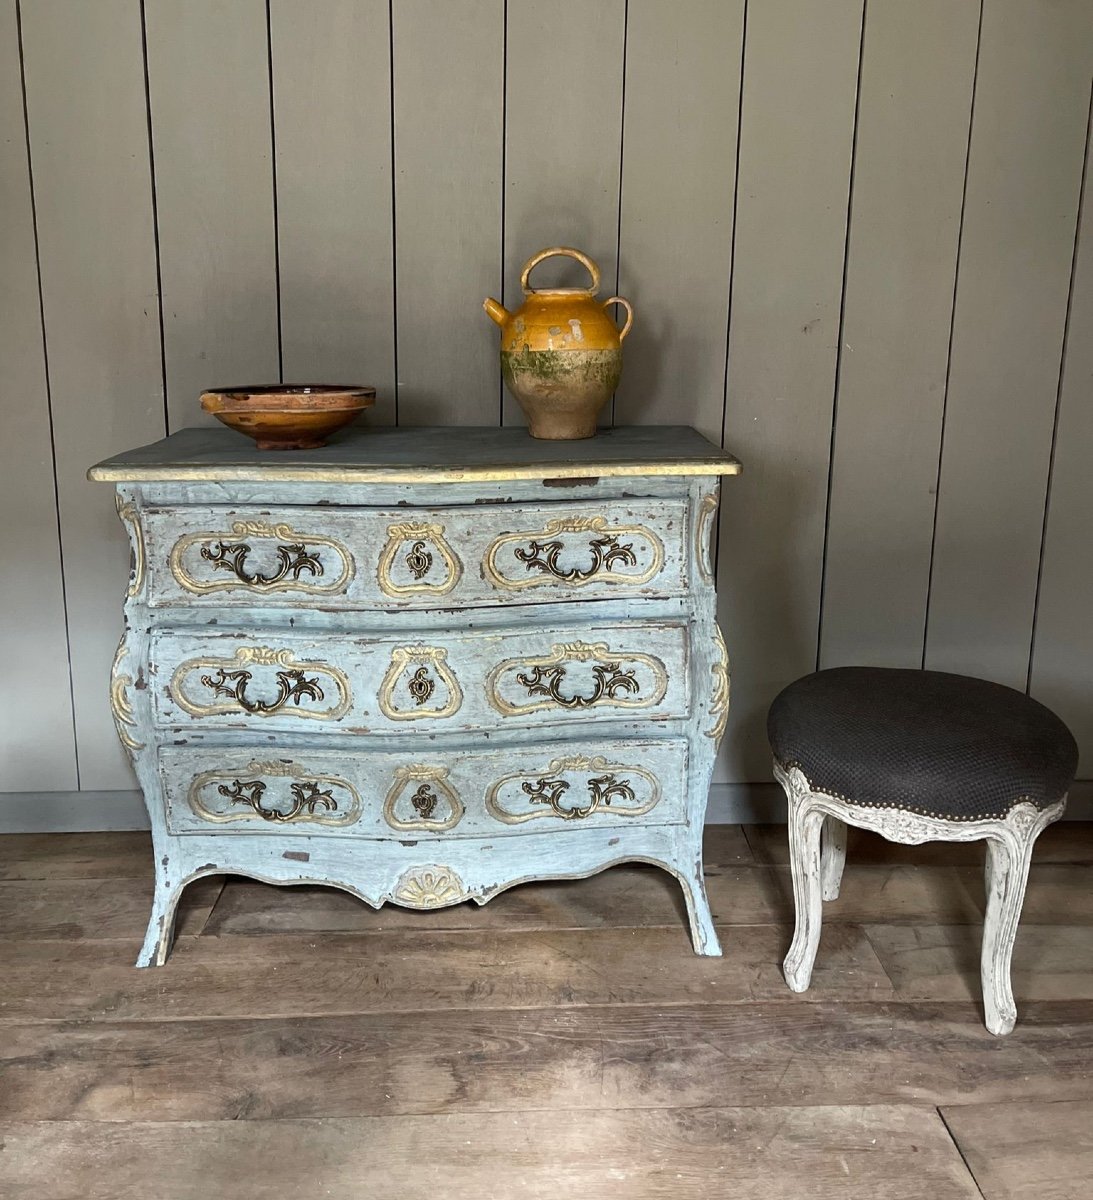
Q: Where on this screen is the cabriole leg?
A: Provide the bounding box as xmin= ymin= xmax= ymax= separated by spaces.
xmin=782 ymin=781 xmax=825 ymax=992
xmin=676 ymin=857 xmax=722 ymax=957
xmin=981 ymin=830 xmax=1035 ymax=1036
xmin=135 ymin=871 xmax=186 ymax=968
xmin=821 ymin=815 xmax=848 ymax=901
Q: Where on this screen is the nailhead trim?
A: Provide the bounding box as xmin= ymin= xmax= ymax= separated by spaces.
xmin=775 ymin=759 xmax=1063 ymax=823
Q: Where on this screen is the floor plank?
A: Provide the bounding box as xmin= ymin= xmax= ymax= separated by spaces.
xmin=0 ymin=876 xmax=222 ymax=941
xmin=865 ymin=924 xmax=1093 ymax=1003
xmin=772 ymin=864 xmax=982 ymax=925
xmin=0 ymin=832 xmax=152 ymax=880
xmin=3 ymin=1000 xmax=1091 ymax=1123
xmin=958 ymin=864 xmax=1093 ymax=925
xmin=701 ymin=823 xmax=758 ymax=864
xmin=941 ymin=1100 xmax=1093 ymax=1200
xmin=0 ymin=924 xmax=892 ymax=1023
xmin=203 ymin=861 xmax=787 ymax=936
xmin=0 ymin=1106 xmax=981 ymax=1200
xmin=745 ymin=821 xmax=1093 ymax=866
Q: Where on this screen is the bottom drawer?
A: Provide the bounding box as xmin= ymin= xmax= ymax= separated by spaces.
xmin=158 ymin=740 xmax=688 ymax=838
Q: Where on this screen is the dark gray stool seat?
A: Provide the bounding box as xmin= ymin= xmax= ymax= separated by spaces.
xmin=768 ymin=666 xmax=1078 ymax=1035
xmin=767 ymin=667 xmax=1077 ymax=821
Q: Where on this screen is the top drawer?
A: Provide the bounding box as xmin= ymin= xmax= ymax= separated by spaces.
xmin=143 ymin=499 xmax=688 ymax=610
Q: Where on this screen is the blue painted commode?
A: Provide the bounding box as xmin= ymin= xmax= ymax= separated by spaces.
xmin=90 ymin=425 xmax=741 ymax=965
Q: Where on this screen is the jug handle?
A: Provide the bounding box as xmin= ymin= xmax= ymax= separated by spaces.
xmin=521 ymin=247 xmax=601 ymax=295
xmin=603 ymin=296 xmax=634 ymax=341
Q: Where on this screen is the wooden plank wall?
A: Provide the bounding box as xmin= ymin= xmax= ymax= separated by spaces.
xmin=3 ymin=0 xmax=1092 ymax=803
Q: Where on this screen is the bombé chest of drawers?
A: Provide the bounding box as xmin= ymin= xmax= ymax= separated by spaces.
xmin=90 ymin=425 xmax=740 ymax=966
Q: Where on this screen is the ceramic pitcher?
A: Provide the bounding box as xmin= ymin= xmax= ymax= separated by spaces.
xmin=484 ymin=247 xmax=633 ymax=439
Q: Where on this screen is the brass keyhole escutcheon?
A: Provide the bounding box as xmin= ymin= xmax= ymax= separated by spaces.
xmin=408 ymin=666 xmax=435 ymax=706
xmin=410 ymin=784 xmax=439 ymax=819
xmin=405 ymin=540 xmax=433 ymax=580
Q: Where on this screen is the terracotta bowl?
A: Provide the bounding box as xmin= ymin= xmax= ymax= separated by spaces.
xmin=200 ymin=385 xmax=376 ymax=450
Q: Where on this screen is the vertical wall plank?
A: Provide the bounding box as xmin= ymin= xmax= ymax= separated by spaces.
xmin=502 ymin=0 xmax=626 ymax=426
xmin=1030 ymin=101 xmax=1093 ymax=775
xmin=392 ymin=0 xmax=503 ymax=426
xmin=819 ymin=0 xmax=979 ymax=669
xmin=614 ymin=0 xmax=743 ymax=443
xmin=924 ymin=0 xmax=1093 ymax=687
xmin=145 ymin=0 xmax=279 ymax=431
xmin=270 ymin=0 xmax=396 ymax=423
xmin=715 ymin=0 xmax=863 ymax=782
xmin=20 ymin=0 xmax=163 ymax=790
xmin=0 ymin=0 xmax=77 ymax=791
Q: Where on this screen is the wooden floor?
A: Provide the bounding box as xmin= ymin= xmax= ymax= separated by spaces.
xmin=1 ymin=825 xmax=1092 ymax=1199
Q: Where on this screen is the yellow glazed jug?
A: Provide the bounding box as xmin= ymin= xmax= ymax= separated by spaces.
xmin=484 ymin=247 xmax=633 ymax=439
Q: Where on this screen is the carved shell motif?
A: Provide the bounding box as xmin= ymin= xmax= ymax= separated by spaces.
xmin=392 ymin=865 xmax=466 ymax=909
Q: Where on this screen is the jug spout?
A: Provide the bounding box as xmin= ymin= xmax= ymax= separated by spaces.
xmin=483 ymin=296 xmax=510 ymax=326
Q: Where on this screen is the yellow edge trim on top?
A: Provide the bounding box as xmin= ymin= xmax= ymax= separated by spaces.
xmin=88 ymin=457 xmax=742 ymax=484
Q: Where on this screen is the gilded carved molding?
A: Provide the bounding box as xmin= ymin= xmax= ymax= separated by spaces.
xmin=382 ymin=765 xmax=465 ymax=832
xmin=170 ymin=520 xmax=353 ymax=595
xmin=705 ymin=624 xmax=730 ymax=745
xmin=110 ymin=637 xmax=144 ymax=754
xmin=378 ymin=645 xmax=463 ymax=721
xmin=694 ymin=491 xmax=718 ymax=584
xmin=486 ymin=753 xmax=662 ymax=824
xmin=376 ymin=521 xmax=462 ymax=597
xmin=486 ymin=640 xmax=668 ymax=717
xmin=170 ymin=646 xmax=352 ymax=720
xmin=187 ymin=759 xmax=362 ymax=826
xmin=393 ymin=865 xmax=466 ymax=909
xmin=116 ymin=495 xmax=146 ymax=598
xmin=484 ymin=514 xmax=665 ymax=590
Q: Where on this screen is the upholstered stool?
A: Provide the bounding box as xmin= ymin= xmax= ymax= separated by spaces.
xmin=768 ymin=667 xmax=1078 ymax=1035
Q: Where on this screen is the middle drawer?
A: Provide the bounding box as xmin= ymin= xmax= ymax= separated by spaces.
xmin=151 ymin=620 xmax=690 ymax=734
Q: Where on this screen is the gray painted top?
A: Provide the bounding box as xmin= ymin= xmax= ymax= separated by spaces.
xmin=88 ymin=425 xmax=742 ymax=484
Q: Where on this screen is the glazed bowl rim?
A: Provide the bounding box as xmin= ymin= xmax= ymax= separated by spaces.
xmin=200 ymin=385 xmax=376 ymax=414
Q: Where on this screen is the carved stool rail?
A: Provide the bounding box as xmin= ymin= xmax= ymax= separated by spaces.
xmin=768 ymin=667 xmax=1078 ymax=1035
xmin=90 ymin=425 xmax=740 ymax=966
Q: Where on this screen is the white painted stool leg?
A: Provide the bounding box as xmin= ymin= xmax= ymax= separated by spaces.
xmin=783 ymin=787 xmax=825 ymax=992
xmin=981 ymin=829 xmax=1035 ymax=1036
xmin=676 ymin=860 xmax=722 ymax=957
xmin=821 ymin=815 xmax=848 ymax=901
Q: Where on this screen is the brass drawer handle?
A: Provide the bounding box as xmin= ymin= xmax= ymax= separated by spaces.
xmin=486 ymin=753 xmax=663 ymax=824
xmin=171 ymin=520 xmax=353 ymax=595
xmin=200 ymin=666 xmax=325 ymax=715
xmin=515 ymin=531 xmax=636 ymax=583
xmin=202 ymin=539 xmax=323 ymax=586
xmin=516 ymin=662 xmax=640 ymax=709
xmin=487 ymin=640 xmax=667 ymax=717
xmin=485 ymin=516 xmax=664 ymax=591
xmin=172 ymin=647 xmax=352 ymax=721
xmin=523 ymin=772 xmax=637 ymax=820
xmin=186 ymin=759 xmax=361 ymax=826
xmin=218 ymin=778 xmax=338 ymax=822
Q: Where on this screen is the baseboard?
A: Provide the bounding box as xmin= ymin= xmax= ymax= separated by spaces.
xmin=0 ymin=790 xmax=149 ymax=833
xmin=2 ymin=782 xmax=1090 ymax=833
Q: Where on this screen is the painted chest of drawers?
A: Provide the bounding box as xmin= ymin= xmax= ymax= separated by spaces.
xmin=90 ymin=425 xmax=740 ymax=966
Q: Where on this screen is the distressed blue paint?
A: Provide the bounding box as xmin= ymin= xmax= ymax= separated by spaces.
xmin=92 ymin=427 xmax=738 ymax=965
